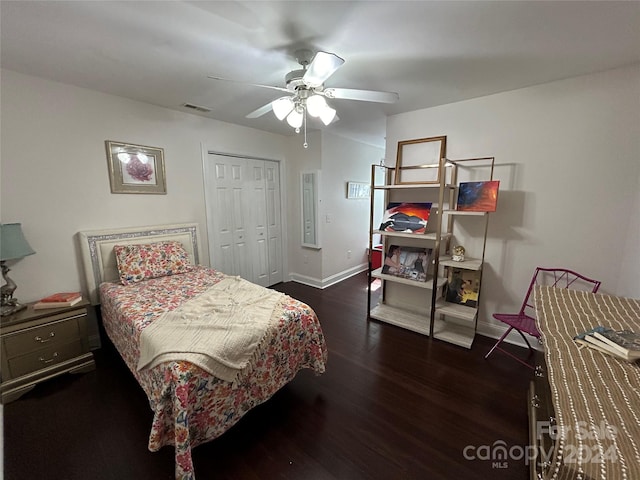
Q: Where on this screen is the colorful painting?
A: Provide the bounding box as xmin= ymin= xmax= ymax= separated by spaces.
xmin=379 ymin=203 xmax=432 ymax=233
xmin=445 ymin=268 xmax=481 ymax=307
xmin=381 ymin=245 xmax=432 ymax=282
xmin=456 ymin=181 xmax=500 ymax=212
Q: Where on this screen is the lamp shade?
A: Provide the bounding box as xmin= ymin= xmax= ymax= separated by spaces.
xmin=272 ymin=97 xmax=295 ymax=120
xmin=0 ymin=223 xmax=35 ymax=261
xmin=319 ymin=106 xmax=337 ymax=126
xmin=286 ymin=108 xmax=304 ymax=129
xmin=306 ymin=94 xmax=327 ymax=117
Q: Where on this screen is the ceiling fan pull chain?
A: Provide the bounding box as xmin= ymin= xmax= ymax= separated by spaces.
xmin=303 ymin=109 xmax=308 ymax=149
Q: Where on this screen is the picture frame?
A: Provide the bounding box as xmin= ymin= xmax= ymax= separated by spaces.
xmin=105 ymin=140 xmax=167 ymax=194
xmin=381 ymin=245 xmax=432 ymax=282
xmin=456 ymin=180 xmax=500 ymax=212
xmin=379 ymin=202 xmax=432 ymax=234
xmin=346 ymin=181 xmax=370 ymax=199
xmin=395 ymin=135 xmax=446 ymax=185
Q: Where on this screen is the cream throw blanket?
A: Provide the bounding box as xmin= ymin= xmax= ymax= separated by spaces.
xmin=137 ymin=276 xmax=285 ymax=383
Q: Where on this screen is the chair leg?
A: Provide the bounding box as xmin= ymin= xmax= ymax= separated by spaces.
xmin=485 ymin=327 xmax=513 ymax=359
xmin=485 ymin=326 xmax=536 ymax=369
xmin=516 ymin=328 xmax=534 ymax=352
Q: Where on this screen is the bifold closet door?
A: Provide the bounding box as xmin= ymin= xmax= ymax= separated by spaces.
xmin=204 ymin=154 xmax=282 ymax=286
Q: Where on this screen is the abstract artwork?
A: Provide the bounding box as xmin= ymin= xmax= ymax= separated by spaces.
xmin=456 ymin=181 xmax=500 ymax=212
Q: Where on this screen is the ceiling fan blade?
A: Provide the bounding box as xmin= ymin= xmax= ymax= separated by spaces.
xmin=246 ymin=102 xmax=274 ymax=119
xmin=207 ymin=76 xmax=290 ymax=94
xmin=323 ymin=88 xmax=399 ymax=104
xmin=303 ymin=51 xmax=344 ymax=87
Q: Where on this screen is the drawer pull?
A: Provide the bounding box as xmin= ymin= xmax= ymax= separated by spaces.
xmin=534 ymin=365 xmax=545 ymax=377
xmin=39 ymin=352 xmax=59 ymax=364
xmin=34 ymin=332 xmax=56 ymax=343
xmin=531 ymin=394 xmax=540 ymax=409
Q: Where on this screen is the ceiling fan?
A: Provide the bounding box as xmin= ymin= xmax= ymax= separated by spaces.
xmin=208 ymin=49 xmax=399 ymax=147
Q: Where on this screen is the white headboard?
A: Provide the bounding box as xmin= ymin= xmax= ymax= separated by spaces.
xmin=77 ymin=223 xmax=201 ymax=304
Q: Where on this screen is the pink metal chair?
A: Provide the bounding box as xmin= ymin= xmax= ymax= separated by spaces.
xmin=485 ymin=267 xmax=601 ymax=368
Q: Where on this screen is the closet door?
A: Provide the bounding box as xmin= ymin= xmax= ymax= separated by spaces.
xmin=205 ymin=156 xmax=252 ymax=280
xmin=264 ymin=161 xmax=283 ymax=285
xmin=205 ymin=154 xmax=283 ymax=286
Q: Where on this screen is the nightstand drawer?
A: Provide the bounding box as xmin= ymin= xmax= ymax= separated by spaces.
xmin=7 ymin=340 xmax=83 ymax=378
xmin=2 ymin=316 xmax=82 ymax=358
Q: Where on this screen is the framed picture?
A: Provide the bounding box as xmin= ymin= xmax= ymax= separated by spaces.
xmin=444 ymin=268 xmax=481 ymax=308
xmin=379 ymin=202 xmax=432 ymax=234
xmin=381 ymin=245 xmax=432 ymax=282
xmin=105 ymin=140 xmax=167 ymax=194
xmin=456 ymin=180 xmax=500 ymax=212
xmin=395 ymin=135 xmax=446 ymax=184
xmin=346 ymin=181 xmax=370 ymax=199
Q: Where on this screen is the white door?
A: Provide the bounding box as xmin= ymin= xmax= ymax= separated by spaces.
xmin=264 ymin=161 xmax=283 ymax=285
xmin=204 ymin=154 xmax=283 ymax=286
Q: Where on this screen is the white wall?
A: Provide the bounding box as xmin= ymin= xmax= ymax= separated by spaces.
xmin=285 ymin=131 xmax=384 ymax=287
xmin=320 ymin=133 xmax=383 ymax=283
xmin=0 ymin=69 xmax=288 ymax=304
xmin=386 ymin=64 xmax=640 ymax=339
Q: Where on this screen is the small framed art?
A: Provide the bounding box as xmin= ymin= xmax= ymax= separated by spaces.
xmin=105 ymin=140 xmax=167 ymax=194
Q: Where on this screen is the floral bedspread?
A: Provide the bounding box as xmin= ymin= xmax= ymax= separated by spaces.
xmin=99 ymin=266 xmax=327 ymax=480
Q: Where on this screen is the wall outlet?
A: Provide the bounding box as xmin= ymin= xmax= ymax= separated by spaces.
xmin=347 ymin=250 xmax=352 ymax=259
xmin=303 ymin=255 xmax=308 ymax=264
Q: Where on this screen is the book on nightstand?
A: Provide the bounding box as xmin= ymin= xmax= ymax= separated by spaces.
xmin=33 ymin=292 xmax=83 ymax=309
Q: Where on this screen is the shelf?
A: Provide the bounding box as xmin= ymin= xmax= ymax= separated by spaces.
xmin=438 ymin=256 xmax=483 ymax=270
xmin=432 ymin=317 xmax=475 ymax=348
xmin=373 ymin=183 xmax=454 ymax=191
xmin=369 ymin=304 xmax=476 ymax=348
xmin=371 ymin=268 xmax=447 ymax=289
xmin=442 ymin=210 xmax=488 ymax=216
xmin=369 ymin=304 xmax=431 ymax=336
xmin=434 ymin=299 xmax=478 ymax=322
xmin=371 ymin=230 xmax=449 ymax=241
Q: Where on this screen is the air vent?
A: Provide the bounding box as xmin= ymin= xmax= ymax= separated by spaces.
xmin=182 ymin=103 xmax=212 ymax=113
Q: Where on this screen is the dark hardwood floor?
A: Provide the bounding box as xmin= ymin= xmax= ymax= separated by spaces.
xmin=3 ymin=272 xmax=537 ymax=479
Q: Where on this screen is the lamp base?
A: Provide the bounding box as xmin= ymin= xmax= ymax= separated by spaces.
xmin=1 ymin=302 xmax=28 ymax=317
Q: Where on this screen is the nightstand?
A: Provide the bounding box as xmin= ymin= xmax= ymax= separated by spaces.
xmin=0 ymin=300 xmax=95 ymax=403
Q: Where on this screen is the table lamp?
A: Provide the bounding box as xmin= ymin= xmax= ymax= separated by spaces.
xmin=1 ymin=223 xmax=36 ymax=316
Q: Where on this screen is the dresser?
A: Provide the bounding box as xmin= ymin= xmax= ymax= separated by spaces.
xmin=0 ymin=301 xmax=95 ymax=403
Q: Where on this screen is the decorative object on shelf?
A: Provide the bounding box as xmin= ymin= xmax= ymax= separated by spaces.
xmin=105 ymin=140 xmax=167 ymax=194
xmin=452 ymin=245 xmax=466 ymax=262
xmin=379 ymin=203 xmax=432 ymax=233
xmin=0 ymin=223 xmax=36 ymax=317
xmin=381 ymin=245 xmax=432 ymax=282
xmin=456 ymin=180 xmax=500 ymax=212
xmin=346 ymin=182 xmax=370 ymax=199
xmin=444 ymin=268 xmax=480 ymax=308
xmin=395 ymin=136 xmax=446 ymax=184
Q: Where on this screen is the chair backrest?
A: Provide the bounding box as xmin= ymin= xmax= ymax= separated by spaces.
xmin=518 ymin=267 xmax=601 ymax=319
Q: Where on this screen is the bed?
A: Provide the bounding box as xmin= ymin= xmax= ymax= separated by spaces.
xmin=78 ymin=223 xmax=327 ymax=480
xmin=532 ymin=285 xmax=640 ymax=480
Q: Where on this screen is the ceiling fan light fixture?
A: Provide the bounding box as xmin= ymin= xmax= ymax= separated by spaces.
xmin=272 ymin=96 xmax=294 ymax=120
xmin=306 ymin=94 xmax=327 ymax=117
xmin=286 ymin=108 xmax=304 ymax=129
xmin=319 ymin=106 xmax=337 ymax=126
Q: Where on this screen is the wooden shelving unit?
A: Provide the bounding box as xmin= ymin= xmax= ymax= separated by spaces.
xmin=367 ymin=156 xmax=496 ymax=349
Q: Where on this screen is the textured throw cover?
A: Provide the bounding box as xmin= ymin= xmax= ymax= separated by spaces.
xmin=138 ymin=276 xmax=285 ymax=383
xmin=534 ymin=285 xmax=640 ymax=480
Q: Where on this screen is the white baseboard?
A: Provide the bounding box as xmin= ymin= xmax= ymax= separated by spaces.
xmin=289 ymin=263 xmax=368 ymax=289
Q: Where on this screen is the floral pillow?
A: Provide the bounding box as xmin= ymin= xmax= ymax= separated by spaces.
xmin=114 ymin=241 xmax=194 ymax=285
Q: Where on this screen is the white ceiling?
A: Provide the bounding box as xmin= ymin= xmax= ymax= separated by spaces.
xmin=2 ymin=1 xmax=639 ymax=148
